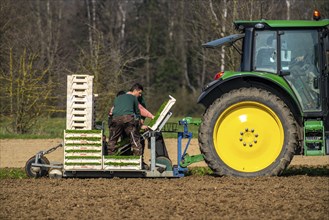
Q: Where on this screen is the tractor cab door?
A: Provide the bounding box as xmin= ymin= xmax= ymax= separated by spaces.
xmin=278 ymin=30 xmax=322 ymax=112
xmin=253 ymin=31 xmax=278 ymax=74
xmin=253 ymin=30 xmax=321 ymax=112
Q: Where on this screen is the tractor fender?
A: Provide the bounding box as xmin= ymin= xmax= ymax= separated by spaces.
xmin=198 ymin=74 xmax=303 ymax=126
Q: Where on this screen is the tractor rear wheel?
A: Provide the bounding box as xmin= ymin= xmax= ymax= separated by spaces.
xmin=199 ymin=88 xmax=298 ymax=177
xmin=25 ymin=156 xmax=50 ymax=178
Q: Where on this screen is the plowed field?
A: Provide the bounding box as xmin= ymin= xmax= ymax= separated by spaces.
xmin=1 ymin=139 xmax=329 ymax=219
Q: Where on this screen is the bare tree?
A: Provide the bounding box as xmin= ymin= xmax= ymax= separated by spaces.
xmin=286 ymin=0 xmax=291 ymax=20
xmin=0 ymin=48 xmax=55 ymax=133
xmin=178 ymin=1 xmax=196 ymax=93
xmin=2 ymin=0 xmax=328 ymax=126
xmin=118 ymin=1 xmax=127 ymax=44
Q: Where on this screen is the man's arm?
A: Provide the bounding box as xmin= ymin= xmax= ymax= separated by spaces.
xmin=134 ymin=97 xmax=141 ymax=118
xmin=139 ymin=103 xmax=154 ymax=119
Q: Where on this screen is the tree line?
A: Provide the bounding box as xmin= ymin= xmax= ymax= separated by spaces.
xmin=0 ymin=0 xmax=328 ymax=133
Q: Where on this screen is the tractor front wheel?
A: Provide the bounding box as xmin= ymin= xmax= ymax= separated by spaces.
xmin=198 ymin=88 xmax=298 ymax=177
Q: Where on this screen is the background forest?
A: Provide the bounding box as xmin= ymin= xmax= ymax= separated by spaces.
xmin=0 ymin=0 xmax=328 ymax=134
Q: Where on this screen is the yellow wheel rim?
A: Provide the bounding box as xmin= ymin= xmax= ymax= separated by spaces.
xmin=213 ymin=101 xmax=284 ymax=172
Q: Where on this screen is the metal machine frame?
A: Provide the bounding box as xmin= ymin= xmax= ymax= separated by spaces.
xmin=28 ymin=101 xmax=203 ymax=179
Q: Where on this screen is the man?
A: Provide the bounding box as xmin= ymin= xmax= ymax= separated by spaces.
xmin=108 ymin=83 xmax=144 ymax=156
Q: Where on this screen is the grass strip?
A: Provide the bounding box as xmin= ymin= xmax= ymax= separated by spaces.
xmin=186 ymin=167 xmax=213 ymax=176
xmin=282 ymin=165 xmax=329 ymax=176
xmin=0 ymin=168 xmax=27 ymax=179
xmin=0 ymin=117 xmax=200 ymax=139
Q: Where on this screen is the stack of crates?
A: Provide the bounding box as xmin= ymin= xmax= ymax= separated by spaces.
xmin=64 ymin=130 xmax=103 ymax=170
xmin=64 ymin=75 xmax=102 ymax=170
xmin=66 ymin=75 xmax=94 ymax=130
xmin=64 ymin=74 xmax=144 ymax=171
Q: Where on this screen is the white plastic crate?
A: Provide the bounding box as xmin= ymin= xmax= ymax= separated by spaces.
xmin=65 ymin=164 xmax=102 ymax=170
xmin=65 ymin=158 xmax=102 ymax=163
xmin=103 ymin=156 xmax=142 ymax=170
xmin=103 ymin=165 xmax=141 ymax=170
xmin=149 ymin=95 xmax=176 ymax=131
xmin=64 ymin=146 xmax=102 ymax=151
xmin=66 ymin=75 xmax=94 ymax=130
xmin=64 ymin=130 xmax=103 ymax=170
xmin=65 ymin=152 xmax=102 ymax=157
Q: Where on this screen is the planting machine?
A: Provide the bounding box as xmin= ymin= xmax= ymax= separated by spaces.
xmin=25 ymin=75 xmax=203 ymax=179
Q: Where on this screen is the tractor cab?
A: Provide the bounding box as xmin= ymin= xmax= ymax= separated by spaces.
xmin=202 ymin=19 xmax=329 ymax=113
xmin=252 ymin=27 xmax=322 ymax=112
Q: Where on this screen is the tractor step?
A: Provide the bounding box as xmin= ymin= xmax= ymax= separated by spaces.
xmin=303 ymin=120 xmax=326 ymax=156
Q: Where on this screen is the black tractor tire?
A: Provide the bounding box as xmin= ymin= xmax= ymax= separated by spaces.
xmin=199 ymin=88 xmax=298 ymax=177
xmin=25 ymin=156 xmax=50 ymax=178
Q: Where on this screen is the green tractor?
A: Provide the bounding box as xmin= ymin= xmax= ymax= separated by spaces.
xmin=198 ymin=13 xmax=329 ymax=177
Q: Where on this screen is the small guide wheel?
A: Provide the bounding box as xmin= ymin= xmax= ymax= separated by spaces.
xmin=48 ymin=168 xmax=63 ymax=179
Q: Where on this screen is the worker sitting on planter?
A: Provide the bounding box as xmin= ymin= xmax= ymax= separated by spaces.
xmin=108 ymin=92 xmax=154 ymax=134
xmin=108 ymin=83 xmax=144 ymax=156
xmin=108 ymin=85 xmax=169 ymax=160
xmin=108 ymin=89 xmax=154 ymax=154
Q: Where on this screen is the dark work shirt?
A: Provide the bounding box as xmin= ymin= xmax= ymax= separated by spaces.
xmin=112 ymin=94 xmax=140 ymax=118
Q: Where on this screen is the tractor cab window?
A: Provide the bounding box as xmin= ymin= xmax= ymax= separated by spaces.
xmin=280 ymin=30 xmax=321 ymax=111
xmin=253 ymin=31 xmax=277 ymax=73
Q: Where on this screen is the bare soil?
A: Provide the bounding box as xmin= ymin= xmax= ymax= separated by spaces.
xmin=1 ymin=139 xmax=329 ymax=220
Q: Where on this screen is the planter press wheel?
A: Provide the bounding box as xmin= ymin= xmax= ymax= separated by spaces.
xmin=25 ymin=156 xmax=50 ymax=178
xmin=155 ymin=156 xmax=173 ymax=173
xmin=199 ymin=88 xmax=298 ymax=177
